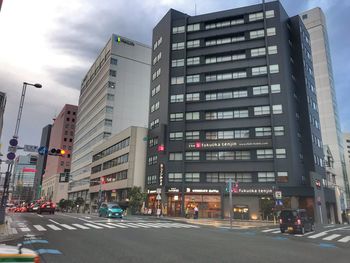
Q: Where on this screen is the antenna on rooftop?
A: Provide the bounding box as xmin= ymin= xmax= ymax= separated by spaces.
xmin=194 ymin=1 xmax=197 ymax=15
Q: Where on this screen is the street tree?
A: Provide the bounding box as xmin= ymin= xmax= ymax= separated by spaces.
xmin=128 ymin=187 xmax=146 ymax=215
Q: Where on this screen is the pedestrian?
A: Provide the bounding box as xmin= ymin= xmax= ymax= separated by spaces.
xmin=185 ymin=207 xmax=189 ymax=218
xmin=194 ymin=206 xmax=199 ymax=219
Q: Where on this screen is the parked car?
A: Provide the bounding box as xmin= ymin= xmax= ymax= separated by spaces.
xmin=279 ymin=209 xmax=314 ymax=234
xmin=98 ymin=203 xmax=123 ymax=218
xmin=0 ymin=244 xmax=40 ymax=263
xmin=27 ymin=203 xmax=40 ymax=213
xmin=37 ymin=201 xmax=56 ymax=214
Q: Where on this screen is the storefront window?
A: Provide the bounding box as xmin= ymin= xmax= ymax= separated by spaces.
xmin=184 ymin=194 xmax=221 ymax=218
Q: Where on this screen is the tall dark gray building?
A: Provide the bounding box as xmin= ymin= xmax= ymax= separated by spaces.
xmin=33 ymin=124 xmax=52 ymax=200
xmin=145 ymin=1 xmax=335 ymax=223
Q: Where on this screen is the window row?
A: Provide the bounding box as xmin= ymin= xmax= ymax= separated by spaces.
xmin=91 ymin=153 xmax=129 ymax=173
xmin=92 ymin=137 xmax=130 ymax=162
xmin=153 ymin=36 xmax=162 ymax=50
xmin=148 ymin=155 xmax=158 ymax=165
xmin=151 ymin=84 xmax=160 ymax=97
xmin=153 ymin=52 xmax=162 ymax=65
xmin=150 ymin=119 xmax=159 ymax=129
xmin=150 ymin=101 xmax=160 ymax=113
xmin=152 ymin=68 xmax=161 ymax=80
xmin=89 ymin=170 xmax=128 ymax=186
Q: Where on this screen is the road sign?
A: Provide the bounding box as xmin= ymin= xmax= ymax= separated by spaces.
xmin=38 ymin=146 xmax=48 ymax=155
xmin=24 ymin=145 xmax=39 ymax=152
xmin=156 ymin=188 xmax=162 ymax=194
xmin=7 ymin=152 xmax=16 ymax=160
xmin=275 ymin=191 xmax=282 ymax=199
xmin=275 ymin=200 xmax=283 ymax=206
xmin=156 ymin=194 xmax=162 ymax=200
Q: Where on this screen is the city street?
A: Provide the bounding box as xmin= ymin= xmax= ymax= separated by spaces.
xmin=2 ymin=212 xmax=349 ymax=263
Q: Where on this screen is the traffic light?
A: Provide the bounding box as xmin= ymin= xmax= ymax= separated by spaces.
xmin=49 ymin=148 xmax=66 ymax=156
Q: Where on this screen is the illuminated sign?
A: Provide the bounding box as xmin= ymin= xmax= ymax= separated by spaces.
xmin=159 ymin=163 xmax=164 ymax=186
xmin=147 ymin=189 xmax=157 ymax=194
xmin=187 ymin=139 xmax=271 ymax=150
xmin=237 ymin=189 xmax=273 ymax=195
xmin=158 ymin=145 xmax=165 ymax=152
xmin=186 ymin=188 xmax=220 ymax=193
xmin=167 ymin=188 xmax=179 ymax=193
xmin=115 ymin=36 xmax=135 ymax=46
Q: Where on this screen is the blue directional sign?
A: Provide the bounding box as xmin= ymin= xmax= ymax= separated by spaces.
xmin=275 ymin=200 xmax=283 ymax=206
xmin=38 ymin=146 xmax=48 ymax=155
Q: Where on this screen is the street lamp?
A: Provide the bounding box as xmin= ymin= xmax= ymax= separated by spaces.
xmin=0 ymin=81 xmax=42 ymax=224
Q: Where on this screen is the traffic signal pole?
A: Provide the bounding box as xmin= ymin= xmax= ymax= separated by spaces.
xmin=229 ymin=179 xmax=233 ymax=230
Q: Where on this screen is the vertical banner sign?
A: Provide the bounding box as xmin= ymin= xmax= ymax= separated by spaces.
xmin=159 ymin=163 xmax=164 ymax=186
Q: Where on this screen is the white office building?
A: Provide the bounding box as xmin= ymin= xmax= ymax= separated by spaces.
xmin=300 ymin=8 xmax=350 ymax=219
xmin=68 ymin=34 xmax=151 ymax=209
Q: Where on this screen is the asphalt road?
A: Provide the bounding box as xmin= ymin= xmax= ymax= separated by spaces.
xmin=3 ymin=212 xmax=350 ymax=263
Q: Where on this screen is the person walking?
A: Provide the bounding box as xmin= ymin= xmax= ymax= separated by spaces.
xmin=194 ymin=206 xmax=199 ymax=219
xmin=185 ymin=207 xmax=189 ymax=219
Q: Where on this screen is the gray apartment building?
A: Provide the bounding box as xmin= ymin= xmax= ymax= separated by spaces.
xmin=145 ymin=1 xmax=334 ymax=223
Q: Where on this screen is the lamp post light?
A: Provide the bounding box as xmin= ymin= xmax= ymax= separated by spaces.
xmin=0 ymin=81 xmax=42 ymax=224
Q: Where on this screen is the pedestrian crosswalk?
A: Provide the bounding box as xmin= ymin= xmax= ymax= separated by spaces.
xmin=15 ymin=221 xmax=200 ymax=233
xmin=260 ymin=228 xmax=350 ymax=244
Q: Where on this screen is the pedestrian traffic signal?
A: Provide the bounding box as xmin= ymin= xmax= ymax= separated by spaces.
xmin=49 ymin=148 xmax=66 ymax=156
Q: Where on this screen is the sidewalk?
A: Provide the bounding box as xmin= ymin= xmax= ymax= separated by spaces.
xmin=0 ymin=216 xmax=16 ymax=242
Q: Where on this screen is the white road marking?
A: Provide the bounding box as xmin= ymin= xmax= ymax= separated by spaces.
xmin=48 ymin=219 xmax=60 ymax=225
xmin=72 ymin=224 xmax=90 ymax=230
xmin=262 ymin=228 xmax=280 ymax=233
xmin=20 ymin=227 xmax=30 ymax=232
xmin=84 ymin=223 xmax=103 ymax=229
xmin=118 ymin=223 xmax=139 ymax=228
xmin=322 ymin=234 xmax=341 ymax=241
xmin=136 ymin=223 xmax=161 ymax=228
xmin=106 ymin=223 xmax=128 ymax=228
xmin=37 ymin=215 xmax=43 ymax=218
xmin=47 ymin=224 xmax=62 ymax=231
xmin=94 ymin=223 xmax=115 ymax=229
xmin=12 ymin=228 xmax=18 ymax=234
xmin=60 ymin=224 xmax=77 ymax=230
xmin=33 ymin=225 xmax=46 ymax=231
xmin=271 ymin=230 xmax=282 ymax=234
xmin=337 ymin=236 xmax=350 ymax=243
xmin=308 ymin=232 xmax=328 ymax=239
xmin=125 ymin=223 xmax=149 ymax=228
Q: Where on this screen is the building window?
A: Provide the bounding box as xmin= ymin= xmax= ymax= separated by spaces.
xmin=172 ymin=26 xmax=185 ymax=34
xmin=185 ymin=151 xmax=200 ymax=161
xmin=69 ymin=139 xmax=73 ymax=142
xmin=255 ymin=127 xmax=271 ymax=137
xmin=186 ymin=75 xmax=200 ymax=83
xmin=258 ymin=172 xmax=275 ymax=182
xmin=151 ymin=85 xmax=160 ymax=97
xmin=205 ymin=35 xmax=245 ymax=47
xmin=169 ymin=132 xmax=183 ymax=141
xmin=64 ymin=138 xmax=67 ymax=142
xmin=186 ymin=93 xmax=200 ymax=102
xmin=235 ymin=151 xmax=251 ymax=160
xmin=269 ymin=64 xmax=279 ymax=74
xmin=272 ymin=104 xmax=283 ymax=114
xmin=205 ymin=71 xmax=246 ymax=82
xmin=187 ymin=40 xmax=200 ymax=48
xmin=107 ymin=94 xmax=114 ymax=101
xmin=268 ymin=45 xmax=278 ymax=54
xmin=172 ymin=42 xmax=185 ymax=50
xmin=187 ymin=57 xmax=200 ymax=65
xmin=170 ymin=94 xmax=184 ymax=103
xmin=206 ymin=130 xmax=249 ymax=140
xmin=276 ymin=149 xmax=286 ymax=158
xmin=186 ymin=112 xmax=200 ymax=120
xmin=252 ymin=66 xmax=267 ymax=76
xmin=169 ymin=153 xmax=183 ymax=161
xmin=257 ymin=149 xmax=273 ymax=159
xmin=172 ymin=59 xmax=184 ymax=67
xmin=205 ymin=19 xmax=244 ymax=30
xmin=253 ymin=85 xmax=269 ymax=95
xmin=170 ymin=113 xmax=183 ymax=121
xmin=109 ymin=70 xmax=116 ymax=77
xmin=186 ymin=131 xmax=200 ymax=140
xmin=150 ymin=119 xmax=160 ymax=129
xmin=148 ymin=155 xmax=158 ymax=165
xmin=168 ymin=173 xmax=183 ymax=182
xmin=265 ymin=10 xmax=275 ymax=18
xmin=277 ymin=172 xmax=288 ymax=183
xmin=153 ymin=52 xmax=162 ymax=65
xmin=234 ymin=110 xmax=248 ymax=118
xmin=254 ymin=106 xmax=270 ymax=116
xmin=152 ymin=68 xmax=161 ymax=80
xmin=110 ymin=58 xmax=118 ymax=65
xmin=171 ymin=76 xmax=184 ymax=85
xmin=271 ymin=84 xmax=281 ymax=93
xmin=205 ymin=53 xmax=246 ymax=64
xmin=249 ymin=12 xmax=263 ymax=22
xmin=147 ymin=175 xmax=157 ymax=185
xmin=205 ymin=89 xmax=247 ymax=101
xmin=251 ymin=47 xmax=266 ymax=57
xmin=187 ymin=23 xmax=200 ymax=32
xmin=66 ymin=118 xmax=70 ymax=122
xmin=149 ymin=137 xmax=158 ymax=147
xmin=60 ymin=161 xmax=64 ymax=166
xmin=185 ymin=173 xmax=200 ymax=182
xmin=250 ymin=29 xmax=264 ymax=39
xmin=274 ymin=126 xmax=284 ymax=136
xmin=108 ymin=81 xmax=115 ymax=89
xmin=150 ymin=101 xmax=160 ymax=113
xmin=267 ymin=27 xmax=276 ymax=36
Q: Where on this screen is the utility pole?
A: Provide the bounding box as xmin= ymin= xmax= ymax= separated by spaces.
xmin=229 ymin=179 xmax=233 ymax=229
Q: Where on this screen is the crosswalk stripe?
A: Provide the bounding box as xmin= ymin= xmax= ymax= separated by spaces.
xmin=106 ymin=223 xmax=128 ymax=228
xmin=337 ymin=236 xmax=350 ymax=243
xmin=262 ymin=228 xmax=279 ymax=233
xmin=323 ymin=234 xmax=341 ymax=241
xmin=173 ymin=223 xmax=200 ymax=228
xmin=94 ymin=223 xmax=115 ymax=229
xmin=20 ymin=227 xmax=30 ymax=232
xmin=118 ymin=223 xmax=139 ymax=228
xmin=84 ymin=223 xmax=103 ymax=229
xmin=33 ymin=225 xmax=46 ymax=231
xmin=47 ymin=224 xmax=62 ymax=231
xmin=60 ymin=224 xmax=77 ymax=230
xmin=308 ymin=232 xmax=328 ymax=239
xmin=125 ymin=223 xmax=150 ymax=228
xmin=72 ymin=224 xmax=90 ymax=230
xmin=271 ymin=230 xmax=282 ymax=234
xmin=136 ymin=223 xmax=159 ymax=228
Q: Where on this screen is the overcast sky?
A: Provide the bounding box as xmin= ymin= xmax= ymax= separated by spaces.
xmin=0 ymin=0 xmax=349 ymax=156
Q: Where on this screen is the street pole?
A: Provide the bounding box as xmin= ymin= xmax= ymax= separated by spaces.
xmin=229 ymin=179 xmax=233 ymax=230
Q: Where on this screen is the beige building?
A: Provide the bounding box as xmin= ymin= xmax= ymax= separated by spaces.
xmin=89 ymin=126 xmax=147 ymax=211
xmin=300 ymin=8 xmax=350 ymax=219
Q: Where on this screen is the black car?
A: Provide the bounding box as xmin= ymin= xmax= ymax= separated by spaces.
xmin=279 ymin=209 xmax=314 ymax=234
xmin=37 ymin=201 xmax=56 ymax=214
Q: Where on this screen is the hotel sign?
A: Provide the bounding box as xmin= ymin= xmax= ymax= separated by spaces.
xmin=187 ymin=139 xmax=271 ymax=150
xmin=159 ymin=163 xmax=164 ymax=186
xmin=237 ymin=188 xmax=273 ymax=195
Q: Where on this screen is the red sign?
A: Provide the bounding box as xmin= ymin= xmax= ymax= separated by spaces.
xmin=157 ymin=145 xmax=165 ymax=152
xmin=195 ymin=142 xmax=202 ymax=149
xmin=22 ymin=168 xmax=37 ymax=173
